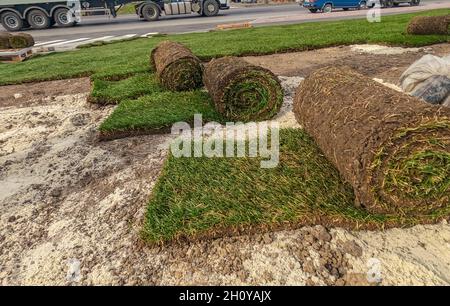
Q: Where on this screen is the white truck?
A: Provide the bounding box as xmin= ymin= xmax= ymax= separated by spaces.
xmin=0 ymin=0 xmax=231 ymax=31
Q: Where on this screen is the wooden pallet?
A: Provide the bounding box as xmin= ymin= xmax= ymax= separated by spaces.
xmin=216 ymin=22 xmax=252 ymax=31
xmin=0 ymin=47 xmax=33 ymax=63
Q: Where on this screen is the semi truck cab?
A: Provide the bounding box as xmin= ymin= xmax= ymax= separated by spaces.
xmin=0 ymin=0 xmax=231 ymax=31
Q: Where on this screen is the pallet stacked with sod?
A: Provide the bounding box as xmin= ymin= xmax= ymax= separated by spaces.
xmin=0 ymin=32 xmax=34 ymax=63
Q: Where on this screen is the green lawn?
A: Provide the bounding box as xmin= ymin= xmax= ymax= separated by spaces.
xmin=89 ymin=73 xmax=163 ymax=104
xmin=144 ymin=128 xmax=440 ymax=244
xmin=99 ymin=90 xmax=224 ymax=137
xmin=0 ymin=9 xmax=448 ymax=85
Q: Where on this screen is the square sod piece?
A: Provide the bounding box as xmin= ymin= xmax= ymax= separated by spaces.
xmin=99 ymin=90 xmax=224 ymax=137
xmin=89 ymin=73 xmax=163 ymax=105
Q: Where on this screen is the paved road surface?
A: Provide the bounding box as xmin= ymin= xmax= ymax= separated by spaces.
xmin=1 ymin=0 xmax=448 ymax=50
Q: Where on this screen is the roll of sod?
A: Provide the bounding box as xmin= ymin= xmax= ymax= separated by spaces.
xmin=0 ymin=33 xmax=12 ymax=49
xmin=293 ymin=66 xmax=450 ymax=218
xmin=150 ymin=41 xmax=203 ymax=91
xmin=407 ymin=15 xmax=449 ymax=35
xmin=8 ymin=33 xmax=35 ymax=49
xmin=203 ymin=56 xmax=283 ymax=121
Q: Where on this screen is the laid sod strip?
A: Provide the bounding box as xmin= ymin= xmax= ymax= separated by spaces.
xmin=293 ymin=66 xmax=450 ymax=218
xmin=1 ymin=9 xmax=449 ymax=85
xmin=88 ymin=73 xmax=163 ymax=105
xmin=99 ymin=90 xmax=224 ymax=139
xmin=407 ymin=14 xmax=450 ymax=35
xmin=0 ymin=33 xmax=12 ymax=49
xmin=143 ymin=128 xmax=445 ymax=244
xmin=204 ymin=56 xmax=283 ymax=121
xmin=150 ymin=41 xmax=203 ymax=91
xmin=8 ymin=33 xmax=35 ymax=49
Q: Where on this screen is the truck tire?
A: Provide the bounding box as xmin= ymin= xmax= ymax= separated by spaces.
xmin=53 ymin=8 xmax=75 ymax=28
xmin=322 ymin=3 xmax=332 ymax=13
xmin=27 ymin=9 xmax=51 ymax=29
xmin=202 ymin=0 xmax=220 ymax=17
xmin=410 ymin=0 xmax=420 ymax=6
xmin=141 ymin=3 xmax=160 ymax=21
xmin=384 ymin=0 xmax=394 ymax=7
xmin=359 ymin=1 xmax=367 ymax=9
xmin=0 ymin=11 xmax=24 ymax=32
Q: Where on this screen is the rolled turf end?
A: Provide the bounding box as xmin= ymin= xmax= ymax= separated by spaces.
xmin=8 ymin=33 xmax=35 ymax=49
xmin=406 ymin=15 xmax=450 ymax=35
xmin=0 ymin=33 xmax=12 ymax=49
xmin=150 ymin=40 xmax=203 ymax=92
xmin=293 ymin=66 xmax=450 ymax=218
xmin=203 ymin=56 xmax=284 ymax=122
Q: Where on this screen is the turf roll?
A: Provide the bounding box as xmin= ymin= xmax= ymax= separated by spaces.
xmin=203 ymin=56 xmax=284 ymax=121
xmin=293 ymin=66 xmax=450 ymax=218
xmin=150 ymin=40 xmax=203 ymax=91
xmin=8 ymin=33 xmax=35 ymax=49
xmin=0 ymin=33 xmax=12 ymax=49
xmin=407 ymin=15 xmax=450 ymax=35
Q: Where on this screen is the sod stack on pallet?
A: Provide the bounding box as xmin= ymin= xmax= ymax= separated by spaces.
xmin=407 ymin=15 xmax=450 ymax=35
xmin=293 ymin=66 xmax=450 ymax=218
xmin=9 ymin=33 xmax=35 ymax=49
xmin=203 ymin=56 xmax=284 ymax=121
xmin=150 ymin=41 xmax=203 ymax=91
xmin=0 ymin=33 xmax=34 ymax=49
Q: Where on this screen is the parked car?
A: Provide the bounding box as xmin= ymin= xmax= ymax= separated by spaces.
xmin=303 ymin=0 xmax=368 ymax=13
xmin=366 ymin=0 xmax=420 ymax=8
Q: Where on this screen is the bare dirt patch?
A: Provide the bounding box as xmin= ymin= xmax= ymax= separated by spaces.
xmin=0 ymin=78 xmax=91 ymax=109
xmin=1 ymin=45 xmax=449 ymax=285
xmin=244 ymin=43 xmax=450 ymax=84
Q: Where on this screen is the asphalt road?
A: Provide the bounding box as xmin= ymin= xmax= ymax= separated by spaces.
xmin=1 ymin=0 xmax=449 ymax=42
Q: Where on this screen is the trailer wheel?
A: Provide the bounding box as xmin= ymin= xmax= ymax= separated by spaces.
xmin=53 ymin=8 xmax=75 ymax=28
xmin=27 ymin=9 xmax=51 ymax=29
xmin=410 ymin=0 xmax=420 ymax=6
xmin=202 ymin=0 xmax=220 ymax=17
xmin=0 ymin=11 xmax=24 ymax=32
xmin=141 ymin=3 xmax=160 ymax=21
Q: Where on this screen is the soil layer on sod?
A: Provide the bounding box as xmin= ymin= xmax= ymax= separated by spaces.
xmin=0 ymin=33 xmax=11 ymax=49
xmin=143 ymin=128 xmax=450 ymax=244
xmin=88 ymin=73 xmax=162 ymax=105
xmin=150 ymin=41 xmax=203 ymax=91
xmin=407 ymin=15 xmax=450 ymax=35
xmin=99 ymin=90 xmax=224 ymax=140
xmin=294 ymin=66 xmax=450 ymax=218
xmin=204 ymin=56 xmax=284 ymax=121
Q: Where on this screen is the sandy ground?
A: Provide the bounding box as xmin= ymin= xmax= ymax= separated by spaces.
xmin=1 ymin=44 xmax=449 ymax=285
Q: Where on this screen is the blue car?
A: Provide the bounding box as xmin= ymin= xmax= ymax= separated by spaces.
xmin=303 ymin=0 xmax=368 ymax=13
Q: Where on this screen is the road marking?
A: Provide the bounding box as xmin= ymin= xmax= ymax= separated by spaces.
xmin=46 ymin=38 xmax=90 ymax=47
xmin=140 ymin=32 xmax=159 ymax=37
xmin=76 ymin=36 xmax=114 ymax=45
xmin=34 ymin=40 xmax=65 ymax=47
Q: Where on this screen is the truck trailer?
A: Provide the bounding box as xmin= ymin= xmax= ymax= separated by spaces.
xmin=0 ymin=0 xmax=231 ymax=31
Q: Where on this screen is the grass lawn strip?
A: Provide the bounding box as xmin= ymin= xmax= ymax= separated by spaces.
xmin=0 ymin=9 xmax=448 ymax=85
